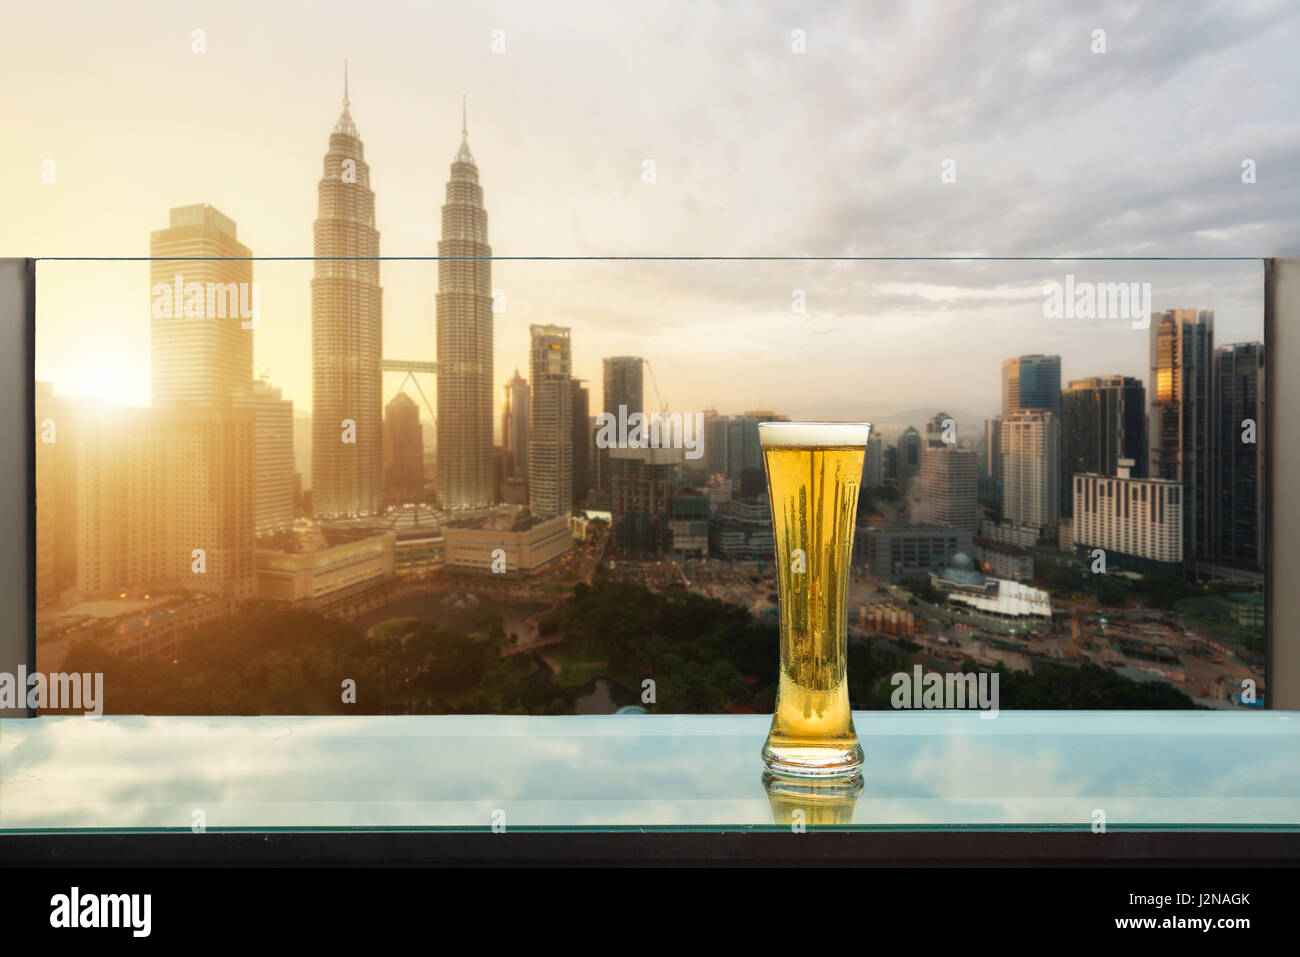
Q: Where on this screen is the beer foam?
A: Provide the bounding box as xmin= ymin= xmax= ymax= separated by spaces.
xmin=757 ymin=421 xmax=871 ymax=447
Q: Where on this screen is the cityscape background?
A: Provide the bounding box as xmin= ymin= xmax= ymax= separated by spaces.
xmin=12 ymin=0 xmax=1288 ymax=713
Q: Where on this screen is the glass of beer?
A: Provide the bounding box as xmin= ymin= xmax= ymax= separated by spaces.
xmin=759 ymin=421 xmax=870 ymax=778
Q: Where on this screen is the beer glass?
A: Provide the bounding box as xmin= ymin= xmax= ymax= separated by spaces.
xmin=759 ymin=421 xmax=870 ymax=777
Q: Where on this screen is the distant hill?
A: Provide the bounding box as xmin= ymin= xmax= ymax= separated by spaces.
xmin=867 ymin=406 xmax=995 ymax=441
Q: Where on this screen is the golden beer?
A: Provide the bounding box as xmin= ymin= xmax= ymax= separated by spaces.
xmin=759 ymin=422 xmax=869 ymax=777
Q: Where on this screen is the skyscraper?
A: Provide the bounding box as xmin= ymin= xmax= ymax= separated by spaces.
xmin=898 ymin=426 xmax=922 ymax=481
xmin=150 ymin=204 xmax=254 ymax=405
xmin=528 ymin=325 xmax=573 ymax=518
xmin=603 ymin=356 xmax=644 ymax=417
xmin=918 ymin=445 xmax=978 ymax=533
xmin=238 ymin=379 xmax=296 ymax=535
xmin=571 ymin=378 xmax=590 ymax=510
xmin=1149 ymin=309 xmax=1214 ymax=558
xmin=862 ymin=434 xmax=884 ymax=489
xmin=383 ymin=392 xmax=424 ymax=506
xmin=1001 ymin=410 xmax=1060 ymax=535
xmin=34 ymin=382 xmax=57 ymax=606
xmin=74 ymin=408 xmax=174 ymax=596
xmin=501 ymin=370 xmax=529 ymax=482
xmin=436 ymin=101 xmax=494 ymax=511
xmin=982 ymin=416 xmax=1003 ymax=485
xmin=1002 ymin=354 xmax=1062 ymax=416
xmin=1060 ymin=375 xmax=1146 ymax=517
xmin=311 ymin=69 xmax=383 ymax=518
xmin=1213 ymin=342 xmax=1264 ymax=568
xmin=169 ymin=400 xmax=257 ymax=601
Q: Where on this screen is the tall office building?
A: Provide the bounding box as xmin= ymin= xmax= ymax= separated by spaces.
xmin=311 ymin=71 xmax=383 ymax=518
xmin=501 ymin=370 xmax=529 ymax=481
xmin=703 ymin=410 xmax=727 ymax=476
xmin=75 ymin=408 xmax=174 ymax=597
xmin=150 ymin=204 xmax=254 ymax=405
xmin=436 ymin=103 xmax=494 ymax=510
xmin=983 ymin=417 xmax=1003 ymax=473
xmin=897 ymin=427 xmax=922 ymax=481
xmin=571 ymin=379 xmax=590 ymax=510
xmin=1001 ymin=410 xmax=1060 ymax=534
xmin=1213 ymin=342 xmax=1264 ymax=568
xmin=170 ymin=400 xmax=257 ymax=601
xmin=918 ymin=445 xmax=978 ymax=533
xmin=383 ymin=392 xmax=424 ymax=506
xmin=528 ymin=325 xmax=573 ymax=518
xmin=1149 ymin=309 xmax=1214 ymax=558
xmin=1002 ymin=354 xmax=1061 ymax=416
xmin=238 ymin=379 xmax=296 ymax=535
xmin=34 ymin=382 xmax=57 ymax=606
xmin=1060 ymin=375 xmax=1146 ymax=517
xmin=603 ymin=356 xmax=644 ymax=417
xmin=862 ymin=434 xmax=884 ymax=489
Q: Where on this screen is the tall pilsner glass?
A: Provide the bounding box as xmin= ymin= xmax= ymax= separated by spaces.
xmin=759 ymin=421 xmax=870 ymax=778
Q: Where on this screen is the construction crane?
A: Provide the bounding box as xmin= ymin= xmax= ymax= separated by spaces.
xmin=644 ymin=358 xmax=668 ymax=414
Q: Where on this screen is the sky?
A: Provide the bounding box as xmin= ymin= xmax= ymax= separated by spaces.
xmin=7 ymin=0 xmax=1294 ymax=434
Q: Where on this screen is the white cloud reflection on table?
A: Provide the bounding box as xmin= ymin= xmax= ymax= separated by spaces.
xmin=1 ymin=712 xmax=1296 ymax=830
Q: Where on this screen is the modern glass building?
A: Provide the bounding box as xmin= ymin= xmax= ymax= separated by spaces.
xmin=1060 ymin=375 xmax=1146 ymax=517
xmin=1149 ymin=309 xmax=1214 ymax=559
xmin=1213 ymin=341 xmax=1264 ymax=569
xmin=1001 ymin=354 xmax=1061 ymax=416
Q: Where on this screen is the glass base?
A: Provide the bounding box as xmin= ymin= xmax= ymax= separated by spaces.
xmin=762 ymin=742 xmax=864 ymax=779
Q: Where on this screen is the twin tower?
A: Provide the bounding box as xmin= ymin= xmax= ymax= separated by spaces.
xmin=311 ymin=75 xmax=493 ymax=518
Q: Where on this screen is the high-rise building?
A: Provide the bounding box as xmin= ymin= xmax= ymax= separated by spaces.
xmin=150 ymin=204 xmax=254 ymax=405
xmin=862 ymin=434 xmax=884 ymax=489
xmin=982 ymin=417 xmax=1002 ymax=482
xmin=897 ymin=427 xmax=922 ymax=481
xmin=383 ymin=392 xmax=424 ymax=506
xmin=528 ymin=325 xmax=573 ymax=518
xmin=602 ymin=356 xmax=644 ymax=418
xmin=170 ymin=400 xmax=257 ymax=601
xmin=1060 ymin=375 xmax=1146 ymax=517
xmin=1002 ymin=354 xmax=1061 ymax=416
xmin=703 ymin=410 xmax=727 ymax=476
xmin=311 ymin=72 xmax=383 ymax=518
xmin=75 ymin=401 xmax=256 ymax=602
xmin=918 ymin=445 xmax=978 ymax=533
xmin=1149 ymin=309 xmax=1214 ymax=559
xmin=239 ymin=379 xmax=296 ymax=535
xmin=1213 ymin=342 xmax=1264 ymax=569
xmin=501 ymin=370 xmax=529 ymax=482
xmin=610 ymin=446 xmax=679 ymax=556
xmin=436 ymin=103 xmax=494 ymax=511
xmin=1001 ymin=409 xmax=1059 ymax=535
xmin=571 ymin=379 xmax=590 ymax=510
xmin=75 ymin=408 xmax=173 ymax=597
xmin=34 ymin=382 xmax=57 ymax=606
xmin=1072 ymin=459 xmax=1182 ymax=574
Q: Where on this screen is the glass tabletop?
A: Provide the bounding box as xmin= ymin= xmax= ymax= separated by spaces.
xmin=1 ymin=711 xmax=1296 ymax=832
